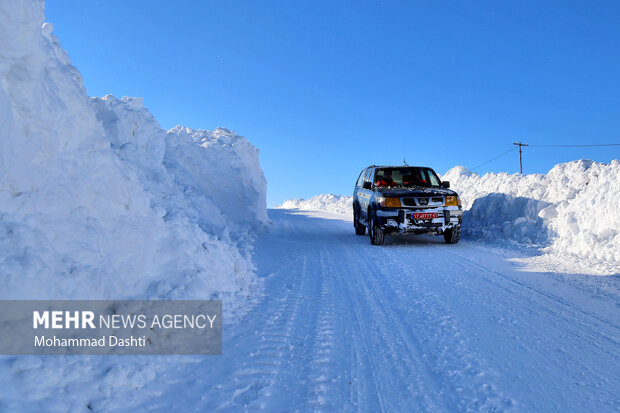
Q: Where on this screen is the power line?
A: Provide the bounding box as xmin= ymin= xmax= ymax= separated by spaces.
xmin=529 ymin=143 xmax=620 ymax=148
xmin=468 ymin=141 xmax=619 ymax=173
xmin=469 ymin=147 xmax=517 ymax=171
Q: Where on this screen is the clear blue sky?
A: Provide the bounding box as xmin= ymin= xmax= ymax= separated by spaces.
xmin=46 ymin=0 xmax=619 ymax=206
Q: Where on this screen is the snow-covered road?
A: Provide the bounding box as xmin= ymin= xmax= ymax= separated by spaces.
xmin=168 ymin=209 xmax=619 ymax=412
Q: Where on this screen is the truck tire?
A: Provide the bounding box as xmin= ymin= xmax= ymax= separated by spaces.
xmin=369 ymin=214 xmax=385 ymax=245
xmin=443 ymin=226 xmax=461 ymax=244
xmin=354 ymin=211 xmax=366 ymax=235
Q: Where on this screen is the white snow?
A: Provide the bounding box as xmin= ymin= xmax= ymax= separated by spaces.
xmin=25 ymin=209 xmax=611 ymax=412
xmin=443 ymin=160 xmax=620 ymax=273
xmin=276 ymin=194 xmax=353 ymax=216
xmin=0 ymin=0 xmax=267 ymax=410
xmin=167 ymin=125 xmax=267 ymax=229
xmin=0 ymin=1 xmax=266 ymax=304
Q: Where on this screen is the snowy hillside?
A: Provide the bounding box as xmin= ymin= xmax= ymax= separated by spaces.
xmin=279 ymin=161 xmax=620 ymax=273
xmin=276 ymin=194 xmax=353 ymax=216
xmin=0 ymin=1 xmax=266 ymax=304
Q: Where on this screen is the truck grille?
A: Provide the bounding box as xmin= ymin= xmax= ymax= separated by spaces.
xmin=401 ymin=197 xmax=444 ymax=207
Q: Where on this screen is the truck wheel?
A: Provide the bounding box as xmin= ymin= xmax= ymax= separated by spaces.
xmin=369 ymin=215 xmax=385 ymax=245
xmin=443 ymin=227 xmax=461 ymax=244
xmin=354 ymin=211 xmax=366 ymax=235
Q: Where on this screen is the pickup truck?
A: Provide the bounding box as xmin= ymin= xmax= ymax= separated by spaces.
xmin=353 ymin=165 xmax=463 ymax=245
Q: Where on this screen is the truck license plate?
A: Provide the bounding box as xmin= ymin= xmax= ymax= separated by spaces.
xmin=412 ymin=212 xmax=439 ymax=220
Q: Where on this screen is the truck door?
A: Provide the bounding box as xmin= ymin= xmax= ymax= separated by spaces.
xmin=360 ymin=168 xmax=374 ymax=219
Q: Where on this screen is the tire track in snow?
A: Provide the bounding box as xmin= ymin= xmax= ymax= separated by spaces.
xmin=432 ymin=248 xmax=620 ymax=408
xmin=293 ymin=249 xmax=344 ymax=411
xmin=444 ymin=248 xmax=620 ymax=334
xmin=335 ymin=232 xmax=516 ymax=412
xmin=227 ymin=254 xmax=313 ymax=409
xmin=227 ymin=216 xmax=350 ymax=411
xmin=334 ymin=251 xmax=387 ymax=413
xmin=435 ymin=247 xmax=620 ymax=358
xmin=370 ymin=236 xmax=616 ymax=411
xmin=328 ymin=234 xmax=451 ymax=411
xmin=251 ymin=212 xmax=511 ymax=411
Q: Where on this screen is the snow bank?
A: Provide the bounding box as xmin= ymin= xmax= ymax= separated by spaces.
xmin=443 ymin=160 xmax=620 ymax=270
xmin=276 ymin=194 xmax=353 ymax=216
xmin=167 ymin=125 xmax=267 ymax=230
xmin=0 ymin=1 xmax=266 ymax=303
xmin=0 ymin=0 xmax=268 ymax=410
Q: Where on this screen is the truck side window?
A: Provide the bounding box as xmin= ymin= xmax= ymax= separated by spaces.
xmin=356 ymin=169 xmax=366 ymax=187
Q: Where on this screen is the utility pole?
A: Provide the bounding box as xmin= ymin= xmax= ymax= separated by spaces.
xmin=513 ymin=141 xmax=528 ymax=174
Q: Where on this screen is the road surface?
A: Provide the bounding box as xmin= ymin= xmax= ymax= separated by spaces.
xmin=168 ymin=209 xmax=620 ymax=412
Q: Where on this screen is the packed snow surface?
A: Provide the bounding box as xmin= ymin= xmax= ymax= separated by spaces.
xmin=278 ymin=160 xmax=620 ymax=273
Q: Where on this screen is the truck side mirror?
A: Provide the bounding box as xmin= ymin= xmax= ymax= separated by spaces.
xmin=442 ymin=181 xmax=450 ymax=189
xmin=363 ymin=182 xmax=372 ymax=190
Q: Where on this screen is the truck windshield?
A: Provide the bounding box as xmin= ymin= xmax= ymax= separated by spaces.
xmin=374 ymin=167 xmax=441 ymax=188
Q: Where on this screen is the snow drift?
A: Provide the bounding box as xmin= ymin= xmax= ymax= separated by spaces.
xmin=0 ymin=1 xmax=267 ymax=303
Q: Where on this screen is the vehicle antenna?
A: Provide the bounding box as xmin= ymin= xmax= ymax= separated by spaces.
xmin=403 ymin=157 xmax=409 ymax=166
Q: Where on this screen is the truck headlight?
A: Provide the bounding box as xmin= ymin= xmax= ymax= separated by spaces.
xmin=445 ymin=195 xmax=461 ymax=206
xmin=376 ymin=197 xmax=401 ymax=207
xmin=386 ymin=197 xmax=401 ymax=207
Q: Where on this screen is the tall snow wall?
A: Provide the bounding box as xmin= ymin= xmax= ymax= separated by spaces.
xmin=0 ymin=0 xmax=267 ymax=303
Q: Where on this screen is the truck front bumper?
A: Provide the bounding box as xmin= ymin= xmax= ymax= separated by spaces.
xmin=376 ymin=207 xmax=462 ymax=235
